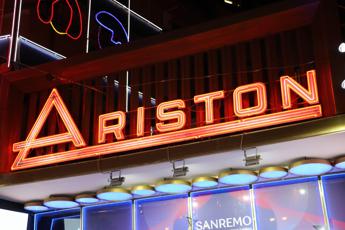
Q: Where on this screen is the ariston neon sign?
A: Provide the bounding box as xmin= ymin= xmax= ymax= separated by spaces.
xmin=12 ymin=70 xmax=321 ymax=171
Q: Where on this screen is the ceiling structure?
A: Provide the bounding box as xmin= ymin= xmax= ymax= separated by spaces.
xmin=1 ymin=130 xmax=344 ymax=203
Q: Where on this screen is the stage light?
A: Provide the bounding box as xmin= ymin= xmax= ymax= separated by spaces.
xmin=96 ymin=187 xmax=132 ymax=201
xmin=335 ymin=156 xmax=345 ymax=169
xmin=75 ymin=193 xmax=99 ymax=204
xmin=218 ymin=169 xmax=258 ymax=185
xmin=289 ymin=159 xmax=332 ymax=176
xmin=339 ymin=43 xmax=345 ymax=53
xmin=224 ymin=0 xmax=233 ymax=4
xmin=44 ymin=196 xmax=79 ymax=209
xmin=24 ymin=201 xmax=49 ymax=212
xmin=192 ymin=176 xmax=218 ymax=188
xmin=341 ymin=80 xmax=345 ymax=89
xmin=155 ymin=179 xmax=192 ymax=194
xmin=131 ymin=185 xmax=156 ymax=196
xmin=259 ymin=166 xmax=288 ymax=179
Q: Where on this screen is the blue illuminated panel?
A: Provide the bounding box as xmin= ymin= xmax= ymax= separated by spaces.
xmin=135 ymin=194 xmax=189 ymax=230
xmin=253 ymin=177 xmax=325 ymax=230
xmin=322 ymin=173 xmax=345 ymax=230
xmin=82 ymin=201 xmax=132 ymax=230
xmin=191 ymin=186 xmax=253 ymax=230
xmin=34 ymin=208 xmax=80 ymax=230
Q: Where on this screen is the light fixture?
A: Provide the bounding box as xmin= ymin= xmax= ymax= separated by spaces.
xmin=192 ymin=176 xmax=218 ymax=188
xmin=155 ymin=179 xmax=192 ymax=194
xmin=172 ymin=160 xmax=189 ymax=177
xmin=131 ymin=185 xmax=156 ymax=196
xmin=289 ymin=159 xmax=333 ymax=176
xmin=75 ymin=193 xmax=99 ymax=204
xmin=44 ymin=196 xmax=79 ymax=209
xmin=224 ymin=0 xmax=234 ymax=4
xmin=218 ymin=169 xmax=258 ymax=185
xmin=259 ymin=166 xmax=288 ymax=179
xmin=96 ymin=187 xmax=132 ymax=201
xmin=339 ymin=42 xmax=345 ymax=53
xmin=335 ymin=156 xmax=345 ymax=169
xmin=341 ymin=80 xmax=345 ymax=90
xmin=24 ymin=201 xmax=49 ymax=212
xmin=243 ymin=148 xmax=261 ymax=166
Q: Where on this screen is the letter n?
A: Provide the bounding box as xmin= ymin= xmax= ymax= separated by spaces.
xmin=11 ymin=88 xmax=86 ymax=170
xmin=280 ymin=70 xmax=319 ymax=109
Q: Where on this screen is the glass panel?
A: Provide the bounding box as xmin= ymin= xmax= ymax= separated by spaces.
xmin=35 ymin=208 xmax=80 ymax=230
xmin=191 ymin=186 xmax=253 ymax=230
xmin=16 ymin=0 xmax=89 ymax=65
xmin=82 ymin=201 xmax=132 ymax=230
xmin=135 ymin=194 xmax=189 ymax=230
xmin=253 ymin=177 xmax=325 ymax=230
xmin=322 ymin=173 xmax=345 ymax=230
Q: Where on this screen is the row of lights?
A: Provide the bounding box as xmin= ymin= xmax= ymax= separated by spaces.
xmin=24 ymin=157 xmax=345 ymax=212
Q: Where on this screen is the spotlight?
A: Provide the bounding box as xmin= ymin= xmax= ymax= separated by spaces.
xmin=192 ymin=176 xmax=218 ymax=188
xmin=131 ymin=185 xmax=156 ymax=196
xmin=155 ymin=179 xmax=192 ymax=194
xmin=289 ymin=159 xmax=332 ymax=176
xmin=341 ymin=80 xmax=345 ymax=89
xmin=243 ymin=148 xmax=261 ymax=167
xmin=75 ymin=193 xmax=99 ymax=204
xmin=335 ymin=156 xmax=345 ymax=169
xmin=172 ymin=160 xmax=189 ymax=177
xmin=96 ymin=187 xmax=132 ymax=201
xmin=108 ymin=170 xmax=125 ymax=187
xmin=259 ymin=166 xmax=288 ymax=179
xmin=339 ymin=43 xmax=345 ymax=53
xmin=219 ymin=169 xmax=258 ymax=185
xmin=44 ymin=196 xmax=79 ymax=209
xmin=24 ymin=201 xmax=49 ymax=212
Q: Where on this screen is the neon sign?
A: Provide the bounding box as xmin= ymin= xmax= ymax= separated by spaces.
xmin=36 ymin=0 xmax=83 ymax=40
xmin=11 ymin=70 xmax=322 ymax=171
xmin=95 ymin=11 xmax=129 ymax=46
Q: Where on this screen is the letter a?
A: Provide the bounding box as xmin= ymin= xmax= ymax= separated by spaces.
xmin=11 ymin=88 xmax=86 ymax=170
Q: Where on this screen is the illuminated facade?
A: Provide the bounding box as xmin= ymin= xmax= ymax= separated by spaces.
xmin=0 ymin=0 xmax=345 ymax=229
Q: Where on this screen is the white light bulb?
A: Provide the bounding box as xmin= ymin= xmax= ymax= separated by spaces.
xmin=339 ymin=43 xmax=345 ymax=53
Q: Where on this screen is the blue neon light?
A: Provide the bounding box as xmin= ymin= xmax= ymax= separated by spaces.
xmin=155 ymin=183 xmax=192 ymax=194
xmin=219 ymin=174 xmax=258 ymax=185
xmin=260 ymin=170 xmax=288 ymax=179
xmin=96 ymin=191 xmax=132 ymax=201
xmin=43 ymin=200 xmax=79 ymax=209
xmin=193 ymin=180 xmax=218 ymax=188
xmin=95 ymin=11 xmax=129 ymax=45
xmin=290 ymin=163 xmax=333 ymax=176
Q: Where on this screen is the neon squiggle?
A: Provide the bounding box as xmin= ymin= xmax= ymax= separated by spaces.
xmin=36 ymin=0 xmax=83 ymax=40
xmin=95 ymin=10 xmax=129 ymax=45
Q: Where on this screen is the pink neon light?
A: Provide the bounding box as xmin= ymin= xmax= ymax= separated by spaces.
xmin=36 ymin=0 xmax=83 ymax=40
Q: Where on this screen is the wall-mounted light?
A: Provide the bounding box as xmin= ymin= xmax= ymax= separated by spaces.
xmin=155 ymin=179 xmax=192 ymax=194
xmin=243 ymin=148 xmax=261 ymax=166
xmin=192 ymin=176 xmax=218 ymax=188
xmin=44 ymin=196 xmax=79 ymax=209
xmin=24 ymin=201 xmax=49 ymax=212
xmin=289 ymin=159 xmax=333 ymax=176
xmin=75 ymin=193 xmax=99 ymax=204
xmin=97 ymin=187 xmax=132 ymax=201
xmin=172 ymin=160 xmax=189 ymax=177
xmin=259 ymin=166 xmax=288 ymax=179
xmin=131 ymin=185 xmax=156 ymax=197
xmin=219 ymin=169 xmax=258 ymax=185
